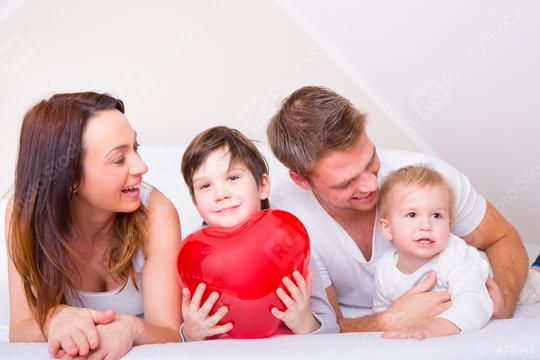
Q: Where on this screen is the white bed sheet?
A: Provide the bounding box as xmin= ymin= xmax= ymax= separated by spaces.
xmin=2 ymin=146 xmax=540 ymax=359
xmin=1 ymin=303 xmax=539 ymax=360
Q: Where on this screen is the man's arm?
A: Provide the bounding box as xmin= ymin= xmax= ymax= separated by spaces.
xmin=326 ymin=272 xmax=451 ymax=332
xmin=382 ymin=318 xmax=460 ymax=340
xmin=325 ymin=286 xmax=381 ymax=332
xmin=461 ymin=202 xmax=528 ymax=318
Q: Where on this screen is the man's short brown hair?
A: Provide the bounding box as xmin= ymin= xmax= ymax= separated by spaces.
xmin=267 ymin=86 xmax=366 ymax=179
xmin=181 ymin=126 xmax=270 ymax=209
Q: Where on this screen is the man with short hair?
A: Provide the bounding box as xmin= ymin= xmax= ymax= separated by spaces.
xmin=267 ymin=86 xmax=528 ymax=332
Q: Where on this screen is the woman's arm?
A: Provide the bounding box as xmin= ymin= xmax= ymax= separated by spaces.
xmin=131 ymin=189 xmax=183 ymax=344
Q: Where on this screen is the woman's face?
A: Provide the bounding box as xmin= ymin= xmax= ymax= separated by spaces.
xmin=74 ymin=109 xmax=148 ymax=213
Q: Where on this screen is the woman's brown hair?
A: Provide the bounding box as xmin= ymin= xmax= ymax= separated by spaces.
xmin=9 ymin=92 xmax=147 ymax=334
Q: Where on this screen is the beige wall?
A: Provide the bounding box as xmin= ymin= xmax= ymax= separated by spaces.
xmin=277 ymin=0 xmax=540 ymax=245
xmin=0 ymin=0 xmax=417 ymax=197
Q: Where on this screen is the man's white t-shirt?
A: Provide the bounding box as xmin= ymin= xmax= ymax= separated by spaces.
xmin=271 ymin=149 xmax=487 ymax=318
xmin=373 ymin=234 xmax=493 ymax=332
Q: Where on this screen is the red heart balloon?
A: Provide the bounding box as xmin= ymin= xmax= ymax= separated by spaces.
xmin=177 ymin=209 xmax=310 ymax=339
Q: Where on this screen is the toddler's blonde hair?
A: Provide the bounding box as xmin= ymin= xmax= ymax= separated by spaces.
xmin=378 ymin=165 xmax=456 ymax=223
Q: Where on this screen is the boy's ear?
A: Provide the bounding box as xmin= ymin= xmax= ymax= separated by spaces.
xmin=190 ymin=193 xmax=197 ymax=206
xmin=289 ymin=170 xmax=311 ymax=190
xmin=379 ymin=218 xmax=393 ymax=241
xmin=259 ymin=174 xmax=270 ymax=200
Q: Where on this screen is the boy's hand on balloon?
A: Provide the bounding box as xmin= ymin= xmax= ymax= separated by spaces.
xmin=181 ymin=283 xmax=233 ymax=341
xmin=271 ymin=271 xmax=321 ymax=334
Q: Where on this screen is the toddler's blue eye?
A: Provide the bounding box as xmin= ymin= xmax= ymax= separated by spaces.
xmin=199 ymin=184 xmax=210 ymax=190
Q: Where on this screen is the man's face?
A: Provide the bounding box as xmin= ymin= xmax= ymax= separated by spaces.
xmin=307 ymin=133 xmax=380 ymax=214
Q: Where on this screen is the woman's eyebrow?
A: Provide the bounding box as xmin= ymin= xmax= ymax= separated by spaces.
xmin=106 ymin=132 xmax=138 ymax=155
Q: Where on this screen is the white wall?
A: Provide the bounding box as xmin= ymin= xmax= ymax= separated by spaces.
xmin=0 ymin=0 xmax=417 ymax=198
xmin=2 ymin=1 xmax=536 ymax=246
xmin=277 ymin=0 xmax=540 ymax=245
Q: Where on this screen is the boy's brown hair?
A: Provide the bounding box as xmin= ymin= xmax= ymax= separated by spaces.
xmin=267 ymin=86 xmax=367 ymax=180
xmin=181 ymin=126 xmax=270 ymax=209
xmin=378 ymin=165 xmax=456 ymax=222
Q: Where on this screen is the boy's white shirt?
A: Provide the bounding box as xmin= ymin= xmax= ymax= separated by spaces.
xmin=271 ymin=149 xmax=487 ymax=318
xmin=373 ymin=234 xmax=494 ymax=332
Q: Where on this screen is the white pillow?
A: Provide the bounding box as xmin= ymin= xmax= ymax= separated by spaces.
xmin=0 ymin=199 xmax=10 ymax=327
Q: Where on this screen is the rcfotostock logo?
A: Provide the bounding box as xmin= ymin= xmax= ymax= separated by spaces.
xmin=14 ymin=141 xmax=81 ymax=212
xmin=494 ymin=159 xmax=540 ymax=215
xmin=409 ymin=7 xmax=524 ymax=121
xmin=113 ymin=0 xmax=224 ymax=103
xmin=236 ymin=19 xmax=351 ymax=132
xmin=409 ymin=77 xmax=452 ymax=120
xmin=0 ymin=0 xmax=73 ymax=77
xmin=0 ymin=34 xmax=34 ymax=75
xmin=263 ymin=231 xmax=306 ymax=269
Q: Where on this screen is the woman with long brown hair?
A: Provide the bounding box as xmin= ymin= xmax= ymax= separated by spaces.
xmin=5 ymin=92 xmax=182 ymax=359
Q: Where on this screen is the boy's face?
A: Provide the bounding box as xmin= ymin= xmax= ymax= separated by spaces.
xmin=191 ymin=147 xmax=269 ymax=228
xmin=379 ymin=184 xmax=451 ymax=262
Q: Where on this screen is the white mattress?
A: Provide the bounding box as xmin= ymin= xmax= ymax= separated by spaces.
xmin=1 ymin=303 xmax=539 ymax=359
xmin=2 ymin=146 xmax=540 ymax=359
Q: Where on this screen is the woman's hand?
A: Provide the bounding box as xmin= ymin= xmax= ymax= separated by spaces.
xmin=271 ymin=271 xmax=320 ymax=334
xmin=46 ymin=305 xmax=115 ymax=358
xmin=57 ymin=314 xmax=141 ymax=360
xmin=181 ymin=283 xmax=233 ymax=341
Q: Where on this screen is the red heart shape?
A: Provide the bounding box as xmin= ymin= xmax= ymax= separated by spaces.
xmin=177 ymin=209 xmax=310 ymax=338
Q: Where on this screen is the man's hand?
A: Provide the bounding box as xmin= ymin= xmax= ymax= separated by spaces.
xmin=463 ymin=202 xmax=528 ymax=318
xmin=486 ymin=277 xmax=508 ymax=319
xmin=382 ymin=270 xmax=451 ymax=331
xmin=383 ymin=318 xmax=460 ymax=340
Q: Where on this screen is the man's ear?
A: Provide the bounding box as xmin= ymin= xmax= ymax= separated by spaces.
xmin=379 ymin=218 xmax=393 ymax=241
xmin=289 ymin=170 xmax=312 ymax=191
xmin=259 ymin=173 xmax=270 ymax=200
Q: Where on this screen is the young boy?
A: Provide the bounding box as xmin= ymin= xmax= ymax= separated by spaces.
xmin=178 ymin=126 xmax=338 ymax=341
xmin=373 ymin=165 xmax=540 ymax=340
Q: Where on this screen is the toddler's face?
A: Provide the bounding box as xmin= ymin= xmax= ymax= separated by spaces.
xmin=191 ymin=147 xmax=269 ymax=228
xmin=380 ymin=185 xmax=451 ymax=261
